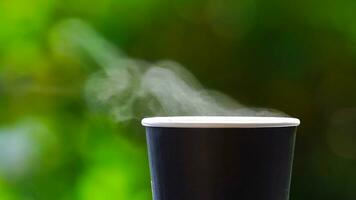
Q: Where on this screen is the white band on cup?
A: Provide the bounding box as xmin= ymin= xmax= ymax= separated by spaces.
xmin=142 ymin=116 xmax=300 ymax=128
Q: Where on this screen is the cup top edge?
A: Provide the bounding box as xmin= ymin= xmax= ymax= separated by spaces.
xmin=141 ymin=116 xmax=300 ymax=128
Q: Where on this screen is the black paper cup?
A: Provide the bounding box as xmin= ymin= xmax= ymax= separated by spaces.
xmin=142 ymin=116 xmax=300 ymax=200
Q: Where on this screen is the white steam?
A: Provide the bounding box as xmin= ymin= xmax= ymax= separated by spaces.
xmin=50 ymin=19 xmax=286 ymax=121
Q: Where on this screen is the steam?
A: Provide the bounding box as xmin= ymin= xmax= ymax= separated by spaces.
xmin=51 ymin=19 xmax=286 ymax=121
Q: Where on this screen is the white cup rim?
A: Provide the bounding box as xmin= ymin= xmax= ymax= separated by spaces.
xmin=141 ymin=116 xmax=300 ymax=128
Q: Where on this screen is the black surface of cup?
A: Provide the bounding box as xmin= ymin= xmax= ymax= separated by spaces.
xmin=145 ymin=126 xmax=297 ymax=200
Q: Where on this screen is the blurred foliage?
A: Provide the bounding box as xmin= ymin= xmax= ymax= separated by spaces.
xmin=1 ymin=0 xmax=356 ymax=199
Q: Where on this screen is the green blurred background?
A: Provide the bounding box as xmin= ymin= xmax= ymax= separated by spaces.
xmin=1 ymin=0 xmax=356 ymax=199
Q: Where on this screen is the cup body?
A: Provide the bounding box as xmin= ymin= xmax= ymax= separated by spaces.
xmin=143 ymin=117 xmax=299 ymax=200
